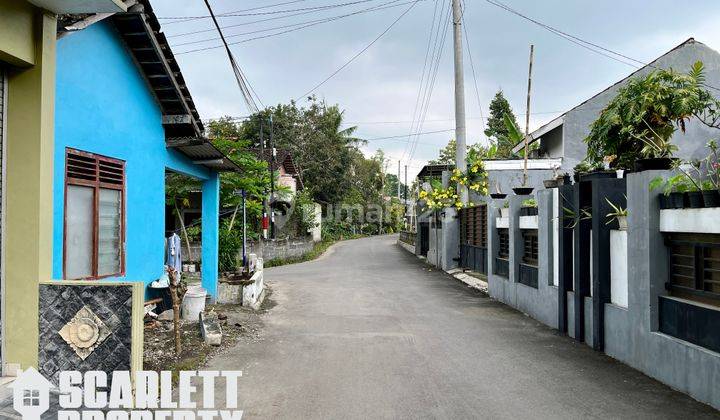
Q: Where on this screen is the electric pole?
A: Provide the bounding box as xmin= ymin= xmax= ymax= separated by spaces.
xmin=269 ymin=114 xmax=276 ymax=239
xmin=397 ymin=160 xmax=401 ymax=200
xmin=452 ymin=0 xmax=468 ymax=204
xmin=260 ymin=119 xmax=269 ymax=240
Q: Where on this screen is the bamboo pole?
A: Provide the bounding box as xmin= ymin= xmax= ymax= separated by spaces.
xmin=523 ymin=45 xmax=534 ymax=187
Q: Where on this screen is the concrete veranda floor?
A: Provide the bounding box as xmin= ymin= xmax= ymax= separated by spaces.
xmin=203 ymin=234 xmax=718 ymax=419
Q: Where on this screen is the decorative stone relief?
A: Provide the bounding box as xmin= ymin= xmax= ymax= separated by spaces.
xmin=58 ymin=305 xmax=111 ymax=360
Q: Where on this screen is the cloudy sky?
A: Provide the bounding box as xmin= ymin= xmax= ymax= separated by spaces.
xmin=150 ymin=0 xmax=720 ymax=179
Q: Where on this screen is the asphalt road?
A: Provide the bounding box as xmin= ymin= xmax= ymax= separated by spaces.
xmin=206 ymin=235 xmax=719 ymax=419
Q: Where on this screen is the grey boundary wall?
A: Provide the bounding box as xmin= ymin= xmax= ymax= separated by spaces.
xmin=602 ymin=171 xmax=720 ymax=408
xmin=487 ymin=190 xmax=559 ymax=329
xmin=483 ymin=173 xmax=720 ymax=409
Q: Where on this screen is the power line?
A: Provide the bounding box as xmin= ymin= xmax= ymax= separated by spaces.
xmin=483 ymin=0 xmax=720 ymax=93
xmin=460 ymin=1 xmax=485 ymax=141
xmin=400 ymin=0 xmax=440 ymax=162
xmin=202 ymin=0 xmax=263 ymax=112
xmin=161 ymin=0 xmax=309 ymax=20
xmin=407 ymin=0 xmax=452 ymax=162
xmin=172 ymin=0 xmax=405 ymax=48
xmin=175 ymin=0 xmax=418 ymax=55
xmin=295 ymin=0 xmax=422 ymax=101
xmin=167 ymin=3 xmax=368 ymax=38
xmin=361 ymin=128 xmax=455 ymax=141
xmin=161 ymin=0 xmax=381 ymax=22
xmin=403 ymin=0 xmax=448 ymax=161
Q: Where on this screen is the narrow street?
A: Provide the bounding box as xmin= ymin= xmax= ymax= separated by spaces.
xmin=206 ymin=235 xmax=718 ymax=419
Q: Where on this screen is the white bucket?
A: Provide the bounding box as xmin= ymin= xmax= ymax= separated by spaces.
xmin=182 ymin=286 xmax=207 ymax=321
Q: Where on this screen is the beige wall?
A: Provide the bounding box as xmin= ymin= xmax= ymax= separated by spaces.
xmin=0 ymin=1 xmax=36 ymax=66
xmin=1 ymin=2 xmax=56 ymax=371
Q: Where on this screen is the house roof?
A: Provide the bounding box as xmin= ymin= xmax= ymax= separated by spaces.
xmin=417 ymin=164 xmax=454 ymax=181
xmin=250 ymin=148 xmax=304 ymax=189
xmin=250 ymin=149 xmax=298 ymax=174
xmin=57 ymin=0 xmax=241 ymax=172
xmin=511 ymin=37 xmax=706 ymax=154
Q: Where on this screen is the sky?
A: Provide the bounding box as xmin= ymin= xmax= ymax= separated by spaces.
xmin=150 ymin=0 xmax=720 ymax=180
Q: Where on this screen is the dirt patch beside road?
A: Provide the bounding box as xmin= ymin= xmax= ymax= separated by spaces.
xmin=144 ymin=287 xmax=273 ymax=378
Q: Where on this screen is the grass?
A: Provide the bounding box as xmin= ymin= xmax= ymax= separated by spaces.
xmin=264 ymin=235 xmax=364 ymax=267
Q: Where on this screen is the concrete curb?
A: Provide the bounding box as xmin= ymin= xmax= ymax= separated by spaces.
xmin=396 ymin=240 xmax=488 ymax=294
xmin=446 ymin=269 xmax=489 ymax=294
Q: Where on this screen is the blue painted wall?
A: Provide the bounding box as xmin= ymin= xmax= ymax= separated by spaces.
xmin=53 ymin=21 xmax=219 ymax=295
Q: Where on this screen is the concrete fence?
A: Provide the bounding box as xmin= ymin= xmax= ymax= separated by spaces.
xmin=411 ymin=169 xmax=720 ymax=410
xmin=247 ymin=237 xmax=315 ymax=262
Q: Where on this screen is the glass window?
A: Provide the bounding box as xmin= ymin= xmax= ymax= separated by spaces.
xmin=64 ymin=149 xmax=125 ymax=279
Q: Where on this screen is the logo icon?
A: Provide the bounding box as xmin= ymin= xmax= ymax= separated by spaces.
xmin=9 ymin=367 xmax=52 ymax=419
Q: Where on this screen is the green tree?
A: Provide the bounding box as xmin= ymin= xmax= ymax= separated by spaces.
xmin=209 ymin=117 xmax=271 ymax=235
xmin=429 ymin=139 xmax=457 ymax=165
xmin=484 ymin=90 xmax=521 ymax=158
xmin=383 ymin=173 xmax=408 ymax=198
xmin=585 ymin=61 xmax=720 ymax=169
xmin=238 ymin=97 xmax=361 ymax=205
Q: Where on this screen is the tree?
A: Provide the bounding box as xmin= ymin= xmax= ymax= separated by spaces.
xmin=383 ymin=173 xmax=408 ymax=198
xmin=429 ymin=139 xmax=457 ymax=165
xmin=238 ymin=97 xmax=361 ymax=205
xmin=584 ymin=61 xmax=720 ymax=169
xmin=208 ymin=117 xmax=270 ymax=235
xmin=484 ymin=90 xmax=521 ymax=158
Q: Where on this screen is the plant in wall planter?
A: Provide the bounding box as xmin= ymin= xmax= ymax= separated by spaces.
xmin=499 ymin=200 xmax=510 ymax=218
xmin=520 ymin=198 xmax=538 ymax=216
xmin=543 ymin=164 xmax=563 ymax=188
xmin=489 ymin=181 xmax=507 ymax=199
xmin=573 ymin=159 xmax=615 ymax=182
xmin=543 ymin=179 xmax=559 ymax=189
xmin=701 ymin=180 xmax=720 ymax=207
xmin=650 ymin=174 xmax=690 ymax=209
xmin=605 ymin=197 xmax=629 ymax=231
xmin=685 ymin=183 xmax=704 ymax=209
xmin=512 ymin=186 xmax=534 ymax=195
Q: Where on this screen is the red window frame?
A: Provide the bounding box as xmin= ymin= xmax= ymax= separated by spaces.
xmin=63 ymin=148 xmax=126 ymax=280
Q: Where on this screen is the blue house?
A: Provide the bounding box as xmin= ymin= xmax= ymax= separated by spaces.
xmin=52 ymin=4 xmax=239 ymax=298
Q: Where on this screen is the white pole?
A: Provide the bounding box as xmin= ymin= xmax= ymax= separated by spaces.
xmin=452 ymin=0 xmax=468 ymax=204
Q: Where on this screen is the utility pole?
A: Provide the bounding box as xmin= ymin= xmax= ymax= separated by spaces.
xmin=404 ymin=165 xmax=408 ymax=203
xmin=452 ymin=0 xmax=468 ymax=204
xmin=522 ymin=44 xmax=534 ymax=187
xmin=269 ymin=114 xmax=276 ymax=239
xmin=260 ymin=119 xmax=269 ymax=239
xmin=404 ymin=164 xmax=408 ymax=229
xmin=397 ymin=160 xmax=401 ymax=200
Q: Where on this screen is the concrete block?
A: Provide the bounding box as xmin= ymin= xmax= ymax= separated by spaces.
xmin=199 ymin=312 xmax=222 ymax=346
xmin=217 ymin=282 xmax=242 ymax=305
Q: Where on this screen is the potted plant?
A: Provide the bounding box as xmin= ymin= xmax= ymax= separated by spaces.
xmin=543 ymin=164 xmax=562 ymax=188
xmin=701 ymin=180 xmax=720 ymax=207
xmin=685 ymin=182 xmax=704 ymax=208
xmin=489 ymin=181 xmax=507 ymax=199
xmin=520 ymin=198 xmax=538 ymax=216
xmin=557 ymin=172 xmax=571 ymax=186
xmin=499 ymin=201 xmax=510 ymax=218
xmin=605 ymin=198 xmax=629 ymax=231
xmin=651 ymin=175 xmax=688 ymax=209
xmin=572 ymin=160 xmax=592 ymax=182
xmin=513 ymin=186 xmax=534 ymax=195
xmin=584 ymin=63 xmax=714 ymax=172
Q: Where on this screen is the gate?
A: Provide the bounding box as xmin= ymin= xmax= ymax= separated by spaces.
xmin=419 ymin=221 xmax=430 ymax=256
xmin=459 ymin=204 xmax=488 ymax=274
